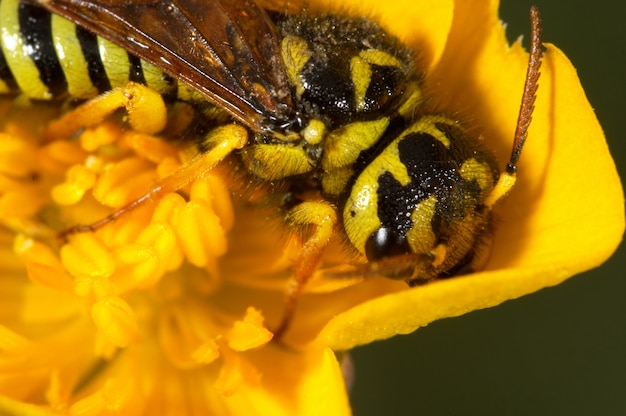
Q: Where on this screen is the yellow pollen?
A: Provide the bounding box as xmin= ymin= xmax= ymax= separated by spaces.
xmin=192 ymin=338 xmax=221 ymax=364
xmin=61 ymin=233 xmax=115 ymax=278
xmin=228 ymin=307 xmax=273 ymax=351
xmin=14 ymin=236 xmax=74 ymax=291
xmin=52 ymin=164 xmax=96 ymax=205
xmin=91 ymin=296 xmax=139 ymax=347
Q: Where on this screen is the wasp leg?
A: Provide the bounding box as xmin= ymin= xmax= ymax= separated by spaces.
xmin=58 ymin=123 xmax=248 ymax=241
xmin=44 ymin=82 xmax=168 ymax=141
xmin=274 ymin=201 xmax=337 ymax=339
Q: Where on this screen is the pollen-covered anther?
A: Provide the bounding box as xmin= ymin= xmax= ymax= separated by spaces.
xmin=0 ymin=133 xmax=38 ymax=175
xmin=73 ymin=274 xmax=116 ymax=303
xmin=135 ymin=221 xmax=184 ymax=274
xmin=39 ymin=140 xmax=89 ymax=172
xmin=92 ymin=157 xmax=157 ymax=208
xmin=91 ymin=296 xmax=140 ymax=347
xmin=112 ymin=243 xmax=161 ymax=289
xmin=122 ymin=131 xmax=180 ymax=164
xmin=13 ymin=235 xmax=74 ymax=291
xmin=0 ymin=179 xmax=44 ymax=217
xmin=61 ymin=233 xmax=116 ymax=278
xmin=189 ymin=175 xmax=235 ymax=232
xmin=192 ymin=338 xmax=221 ymax=364
xmin=172 ymin=196 xmax=228 ymax=269
xmin=151 ymin=190 xmax=227 ymax=272
xmin=52 ymin=164 xmax=97 ymax=205
xmin=0 ymin=137 xmax=45 ymax=217
xmin=78 ymin=121 xmax=123 ymax=152
xmin=228 ymin=307 xmax=273 ymax=351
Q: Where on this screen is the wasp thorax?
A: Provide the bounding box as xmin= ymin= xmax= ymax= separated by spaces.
xmin=342 ymin=116 xmax=502 ymax=283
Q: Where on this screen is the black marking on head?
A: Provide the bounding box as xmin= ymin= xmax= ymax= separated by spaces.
xmin=376 ymin=132 xmax=458 ymax=238
xmin=300 ymin=60 xmax=354 ymax=123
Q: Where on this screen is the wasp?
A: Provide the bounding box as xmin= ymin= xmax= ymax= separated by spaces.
xmin=0 ymin=0 xmax=542 ymax=336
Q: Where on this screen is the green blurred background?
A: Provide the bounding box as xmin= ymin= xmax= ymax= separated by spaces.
xmin=350 ymin=0 xmax=626 ymax=414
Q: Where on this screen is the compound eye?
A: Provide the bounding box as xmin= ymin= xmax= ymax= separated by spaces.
xmin=365 ymin=227 xmax=411 ymax=261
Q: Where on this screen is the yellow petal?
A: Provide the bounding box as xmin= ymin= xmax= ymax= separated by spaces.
xmin=0 ymin=324 xmax=31 ymax=352
xmin=313 ymin=0 xmax=453 ymax=70
xmin=0 ymin=395 xmax=59 ymax=416
xmin=219 ymin=346 xmax=351 ymax=416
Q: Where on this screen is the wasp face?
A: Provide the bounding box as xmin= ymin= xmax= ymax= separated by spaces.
xmin=343 ymin=117 xmax=501 ymax=284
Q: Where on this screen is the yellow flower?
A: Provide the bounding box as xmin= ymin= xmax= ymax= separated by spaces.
xmin=0 ymin=1 xmax=622 ymax=416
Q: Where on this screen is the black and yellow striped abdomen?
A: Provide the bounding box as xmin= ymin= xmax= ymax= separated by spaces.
xmin=0 ymin=0 xmax=177 ymax=101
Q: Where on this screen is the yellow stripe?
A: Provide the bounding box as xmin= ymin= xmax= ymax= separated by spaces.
xmin=51 ymin=14 xmax=98 ymax=99
xmin=403 ymin=115 xmax=453 ymax=148
xmin=281 ymin=35 xmax=310 ymax=97
xmin=0 ymin=0 xmax=51 ymax=99
xmin=459 ymin=158 xmax=494 ymax=194
xmin=407 ymin=195 xmax=437 ymax=255
xmin=176 ymin=82 xmax=205 ymax=102
xmin=359 ymin=49 xmax=404 ymax=69
xmin=350 ymin=56 xmax=371 ymax=112
xmin=98 ymin=36 xmax=130 ymax=88
xmin=142 ymin=60 xmax=174 ymax=95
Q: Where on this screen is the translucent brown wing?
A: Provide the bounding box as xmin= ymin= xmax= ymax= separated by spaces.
xmin=32 ymin=0 xmax=297 ymax=133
